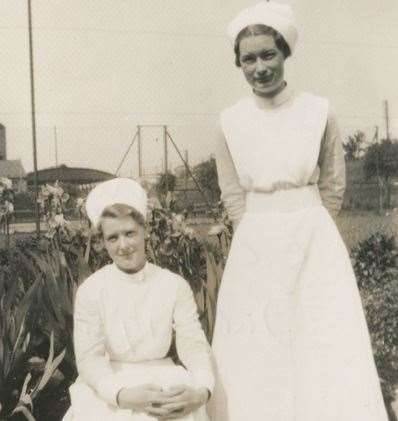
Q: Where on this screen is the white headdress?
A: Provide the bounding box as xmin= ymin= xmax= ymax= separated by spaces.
xmin=227 ymin=1 xmax=298 ymax=54
xmin=85 ymin=178 xmax=147 ymax=227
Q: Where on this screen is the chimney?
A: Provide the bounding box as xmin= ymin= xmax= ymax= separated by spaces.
xmin=0 ymin=124 xmax=6 ymax=160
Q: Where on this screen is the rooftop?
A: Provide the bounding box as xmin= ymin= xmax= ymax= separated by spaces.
xmin=26 ymin=164 xmax=115 ymax=185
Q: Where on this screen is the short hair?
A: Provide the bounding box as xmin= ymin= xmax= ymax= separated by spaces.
xmin=97 ymin=203 xmax=145 ymax=234
xmin=234 ymin=24 xmax=291 ymax=67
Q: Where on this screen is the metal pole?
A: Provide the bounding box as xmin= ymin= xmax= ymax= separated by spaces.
xmin=166 ymin=129 xmax=216 ymax=217
xmin=54 ymin=126 xmax=58 ymax=167
xmin=184 ymin=150 xmax=189 ymax=190
xmin=27 ymin=0 xmax=40 ymax=236
xmin=163 ymin=125 xmax=168 ymax=191
xmin=115 ymin=129 xmax=139 ymax=175
xmin=374 ymin=125 xmax=383 ymax=213
xmin=137 ymin=125 xmax=142 ymax=178
xmin=384 ymin=100 xmax=390 ymax=141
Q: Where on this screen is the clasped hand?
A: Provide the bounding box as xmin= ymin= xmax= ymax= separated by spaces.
xmin=117 ymin=383 xmax=209 ymax=419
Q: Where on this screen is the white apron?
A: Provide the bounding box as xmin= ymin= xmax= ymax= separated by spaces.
xmin=63 ymin=358 xmax=209 ymax=421
xmin=209 ymin=93 xmax=388 ymax=420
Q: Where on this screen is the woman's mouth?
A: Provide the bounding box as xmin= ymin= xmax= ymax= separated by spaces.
xmin=255 ymin=75 xmax=273 ymax=84
xmin=118 ymin=253 xmax=133 ymax=259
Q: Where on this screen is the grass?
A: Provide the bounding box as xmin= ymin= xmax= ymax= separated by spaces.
xmin=191 ymin=210 xmax=397 ymax=253
xmin=336 ymin=209 xmax=398 ymax=250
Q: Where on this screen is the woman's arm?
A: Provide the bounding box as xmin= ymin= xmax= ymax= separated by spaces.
xmin=214 ymin=128 xmax=246 ymax=229
xmin=173 ymin=276 xmax=214 ymax=395
xmin=73 ymin=285 xmax=123 ymax=407
xmin=317 ymin=111 xmax=346 ymax=219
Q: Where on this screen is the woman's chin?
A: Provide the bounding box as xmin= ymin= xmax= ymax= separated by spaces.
xmin=253 ymin=82 xmax=284 ymax=98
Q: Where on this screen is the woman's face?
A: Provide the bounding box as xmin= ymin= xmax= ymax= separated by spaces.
xmin=239 ymin=34 xmax=286 ymax=97
xmin=101 ymin=215 xmax=147 ymax=274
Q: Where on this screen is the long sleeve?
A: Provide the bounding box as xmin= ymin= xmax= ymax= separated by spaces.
xmin=317 ymin=112 xmax=346 ymax=219
xmin=173 ymin=277 xmax=215 ymax=393
xmin=73 ymin=285 xmax=123 ymax=406
xmin=214 ymin=128 xmax=246 ymax=226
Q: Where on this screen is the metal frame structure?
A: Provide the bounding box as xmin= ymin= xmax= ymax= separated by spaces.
xmin=115 ymin=125 xmax=215 ymax=215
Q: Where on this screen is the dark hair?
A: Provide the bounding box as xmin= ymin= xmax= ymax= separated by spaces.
xmin=234 ymin=24 xmax=291 ymax=67
xmin=98 ymin=203 xmax=146 ymax=234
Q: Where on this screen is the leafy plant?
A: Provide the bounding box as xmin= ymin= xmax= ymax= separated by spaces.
xmin=0 ymin=177 xmax=15 ymax=241
xmin=0 ymin=266 xmax=37 ymax=418
xmin=352 ymin=233 xmax=398 ymax=402
xmin=11 ymin=332 xmax=65 ymax=421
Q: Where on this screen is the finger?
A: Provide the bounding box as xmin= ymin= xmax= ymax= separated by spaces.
xmin=165 ymin=384 xmax=187 ymax=394
xmin=154 ymin=393 xmax=187 ymax=404
xmin=144 ymin=405 xmax=171 ymax=417
xmin=161 ymin=410 xmax=189 ymax=420
xmin=149 ymin=395 xmax=178 ymax=406
xmin=160 ymin=401 xmax=187 ymax=412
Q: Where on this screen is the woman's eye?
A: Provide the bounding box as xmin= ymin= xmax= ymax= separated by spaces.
xmin=241 ymin=56 xmax=255 ymax=64
xmin=261 ymin=52 xmax=276 ymax=60
xmin=126 ymin=231 xmax=136 ymax=237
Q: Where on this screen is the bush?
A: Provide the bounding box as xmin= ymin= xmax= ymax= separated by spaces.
xmin=352 ymin=233 xmax=398 ymax=402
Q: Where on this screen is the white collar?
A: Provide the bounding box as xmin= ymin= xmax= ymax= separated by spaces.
xmin=112 ymin=262 xmax=147 ymax=283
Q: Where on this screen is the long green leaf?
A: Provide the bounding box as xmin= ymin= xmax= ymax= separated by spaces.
xmin=35 ymin=348 xmax=66 ymax=394
xmin=12 ymin=405 xmax=36 ymax=421
xmin=19 ymin=372 xmax=32 ymax=402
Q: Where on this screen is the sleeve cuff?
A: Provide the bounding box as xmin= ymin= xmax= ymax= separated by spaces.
xmin=96 ymin=375 xmax=124 ymax=406
xmin=192 ymin=371 xmax=215 ymax=394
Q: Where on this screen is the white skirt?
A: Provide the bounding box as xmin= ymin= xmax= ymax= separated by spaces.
xmin=209 ymin=187 xmax=388 ymax=421
xmin=63 ymin=358 xmax=209 ymax=421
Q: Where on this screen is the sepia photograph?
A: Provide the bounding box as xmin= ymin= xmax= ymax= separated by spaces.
xmin=0 ymin=0 xmax=398 ymax=420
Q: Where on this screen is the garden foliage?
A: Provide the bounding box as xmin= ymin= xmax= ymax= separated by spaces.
xmin=352 ymin=233 xmax=398 ymax=403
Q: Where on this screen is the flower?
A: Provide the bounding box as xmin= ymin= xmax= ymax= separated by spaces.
xmin=54 ymin=214 xmax=66 ymax=226
xmin=208 ymin=223 xmax=226 ymax=236
xmin=183 ymin=226 xmax=196 ymax=239
xmin=0 ymin=177 xmax=12 ymax=189
xmin=5 ymin=201 xmax=14 ymax=213
xmin=76 ymin=197 xmax=85 ymax=209
xmin=147 ymin=196 xmax=162 ymax=211
xmin=45 ymin=181 xmax=64 ymax=197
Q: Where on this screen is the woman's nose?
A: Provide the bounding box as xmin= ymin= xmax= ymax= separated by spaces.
xmin=255 ymin=58 xmax=268 ymax=74
xmin=118 ymin=236 xmax=129 ymax=250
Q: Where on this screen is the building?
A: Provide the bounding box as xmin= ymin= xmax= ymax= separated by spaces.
xmin=0 ymin=124 xmax=6 ymax=160
xmin=26 ymin=164 xmax=115 ymax=191
xmin=0 ymin=124 xmax=27 ymax=192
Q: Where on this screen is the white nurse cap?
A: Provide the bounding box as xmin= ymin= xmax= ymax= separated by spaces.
xmin=227 ymin=1 xmax=298 ymax=54
xmin=85 ymin=177 xmax=148 ymax=227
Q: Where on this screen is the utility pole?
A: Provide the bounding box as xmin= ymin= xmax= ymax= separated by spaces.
xmin=384 ymin=100 xmax=390 ymax=141
xmin=184 ymin=150 xmax=189 ymax=190
xmin=163 ymin=125 xmax=168 ymax=191
xmin=27 ymin=0 xmax=40 ymax=236
xmin=54 ymin=126 xmax=58 ymax=167
xmin=137 ymin=125 xmax=142 ymax=178
xmin=374 ymin=125 xmax=383 ymax=213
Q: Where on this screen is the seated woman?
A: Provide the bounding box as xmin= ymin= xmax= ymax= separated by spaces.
xmin=63 ymin=178 xmax=214 ymax=421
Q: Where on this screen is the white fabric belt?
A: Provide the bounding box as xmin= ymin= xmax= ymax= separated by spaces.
xmin=245 ymin=184 xmax=322 ymax=214
xmin=110 ymin=357 xmax=174 ymax=371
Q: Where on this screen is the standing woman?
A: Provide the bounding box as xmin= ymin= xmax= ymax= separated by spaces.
xmin=209 ymin=2 xmax=388 ymax=420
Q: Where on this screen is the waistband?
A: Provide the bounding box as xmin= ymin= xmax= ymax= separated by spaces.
xmin=245 ymin=184 xmax=322 ymax=214
xmin=110 ymin=357 xmax=174 ymax=370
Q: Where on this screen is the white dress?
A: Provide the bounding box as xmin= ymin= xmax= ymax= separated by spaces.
xmin=209 ymin=88 xmax=388 ymax=420
xmin=63 ymin=262 xmax=214 ymax=421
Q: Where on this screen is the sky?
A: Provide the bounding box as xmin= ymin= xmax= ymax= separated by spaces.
xmin=1 ymin=0 xmax=398 ymax=178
